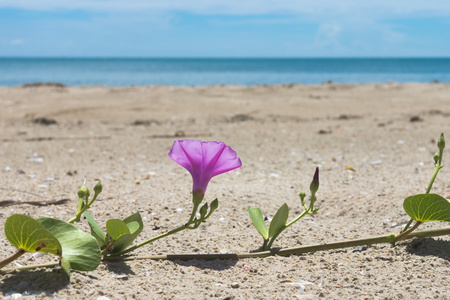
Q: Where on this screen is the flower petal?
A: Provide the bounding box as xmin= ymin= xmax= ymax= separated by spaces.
xmin=211 ymin=145 xmax=242 ymax=177
xmin=168 ymin=139 xmax=241 ymax=194
xmin=168 ymin=140 xmax=201 ymax=175
xmin=201 ymin=141 xmax=227 ymax=175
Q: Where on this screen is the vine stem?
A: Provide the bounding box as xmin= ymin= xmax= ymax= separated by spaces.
xmin=105 ymin=214 xmax=208 ymax=257
xmin=2 ymin=227 xmax=448 ymax=273
xmin=266 ymin=195 xmax=316 ymax=250
xmin=0 ymin=249 xmax=26 ymax=269
xmin=401 ymin=162 xmax=442 ymax=233
xmin=395 ymin=221 xmax=422 ymax=242
xmin=106 ymin=226 xmax=450 ymax=260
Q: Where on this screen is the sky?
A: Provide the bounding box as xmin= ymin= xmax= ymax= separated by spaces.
xmin=0 ymin=1 xmax=449 ymax=57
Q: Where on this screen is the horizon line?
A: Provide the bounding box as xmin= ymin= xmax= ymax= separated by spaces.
xmin=1 ymin=56 xmax=450 ymax=60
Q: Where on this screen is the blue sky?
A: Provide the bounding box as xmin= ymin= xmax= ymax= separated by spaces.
xmin=0 ymin=1 xmax=449 ymax=57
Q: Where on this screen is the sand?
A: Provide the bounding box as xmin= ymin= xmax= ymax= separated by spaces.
xmin=0 ymin=83 xmax=449 ymax=299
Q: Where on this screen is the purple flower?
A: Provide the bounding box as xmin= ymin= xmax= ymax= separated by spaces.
xmin=168 ymin=140 xmax=242 ymax=198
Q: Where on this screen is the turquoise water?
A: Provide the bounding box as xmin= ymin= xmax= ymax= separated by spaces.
xmin=1 ymin=58 xmax=449 ymax=86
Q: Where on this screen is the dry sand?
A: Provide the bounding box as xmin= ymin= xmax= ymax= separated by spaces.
xmin=0 ymin=83 xmax=449 ymax=299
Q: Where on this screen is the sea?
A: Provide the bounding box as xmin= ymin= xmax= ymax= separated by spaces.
xmin=1 ymin=58 xmax=449 ymax=86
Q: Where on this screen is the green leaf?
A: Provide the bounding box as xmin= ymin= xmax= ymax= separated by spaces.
xmin=38 ymin=218 xmax=101 ymax=271
xmin=403 ymin=194 xmax=450 ymax=222
xmin=127 ymin=221 xmax=139 ymax=234
xmin=268 ymin=203 xmax=289 ymax=238
xmin=248 ymin=207 xmax=269 ymax=239
xmin=84 ymin=211 xmax=106 ymax=248
xmin=60 ymin=257 xmax=71 ymax=279
xmin=110 ymin=212 xmax=144 ymax=253
xmin=106 ymin=219 xmax=130 ymax=241
xmin=4 ymin=214 xmax=61 ymax=256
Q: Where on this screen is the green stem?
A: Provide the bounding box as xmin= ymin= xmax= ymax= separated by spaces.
xmin=101 ymin=239 xmax=117 ymax=255
xmin=67 ymin=189 xmax=102 ymax=224
xmin=0 ymin=249 xmax=26 ymax=269
xmin=266 ymin=226 xmax=286 ymax=250
xmin=395 ymin=221 xmax=422 ymax=242
xmin=0 ymin=262 xmax=59 ymax=273
xmin=67 ymin=215 xmax=78 ymax=224
xmin=188 ymin=202 xmax=200 ymax=224
xmin=267 ymin=202 xmax=313 ymax=250
xmin=402 ymin=163 xmax=442 ymax=233
xmin=426 ymin=164 xmax=442 ymax=194
xmin=106 ymin=217 xmax=205 ymax=257
xmin=402 ymin=219 xmax=414 ymax=232
xmin=103 ymin=226 xmax=450 ymax=261
xmin=261 ymin=239 xmax=269 ymax=251
xmin=3 ymin=227 xmax=449 ymax=273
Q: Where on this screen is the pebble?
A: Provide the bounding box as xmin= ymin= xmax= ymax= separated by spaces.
xmin=97 ymin=297 xmax=111 ymax=300
xmin=231 ymin=282 xmax=240 ymax=288
xmin=5 ymin=166 xmax=11 ymax=171
xmin=288 ymin=282 xmax=306 ymax=290
xmin=269 ymin=173 xmax=279 ymax=178
xmin=33 ymin=252 xmax=47 ymax=258
xmin=29 ymin=157 xmax=44 ymax=163
xmin=370 ymin=160 xmax=382 ymax=165
xmin=352 ymin=245 xmax=368 ymax=252
xmin=112 ymin=273 xmax=128 ymax=279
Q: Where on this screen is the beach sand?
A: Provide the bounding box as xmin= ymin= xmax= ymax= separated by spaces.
xmin=0 ymin=83 xmax=449 ymax=299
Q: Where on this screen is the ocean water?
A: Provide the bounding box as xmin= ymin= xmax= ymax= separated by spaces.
xmin=0 ymin=58 xmax=449 ymax=86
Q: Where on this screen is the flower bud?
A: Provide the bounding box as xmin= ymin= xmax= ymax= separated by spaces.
xmin=77 ymin=185 xmax=90 ymax=199
xmin=299 ymin=190 xmax=306 ymax=203
xmin=210 ymin=198 xmax=219 ymax=212
xmin=437 ymin=132 xmax=445 ymax=152
xmin=204 ymin=198 xmax=219 ymax=219
xmin=309 ymin=167 xmax=320 ymax=194
xmin=433 ymin=152 xmax=440 ymax=165
xmin=94 ymin=181 xmax=103 ymax=195
xmin=199 ymin=203 xmax=208 ymax=219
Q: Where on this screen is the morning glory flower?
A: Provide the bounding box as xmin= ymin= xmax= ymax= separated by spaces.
xmin=168 ymin=139 xmax=242 ymax=203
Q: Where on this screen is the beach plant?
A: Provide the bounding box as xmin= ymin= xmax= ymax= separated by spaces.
xmin=396 ymin=132 xmax=450 ymax=238
xmin=0 ymin=139 xmax=241 ymax=276
xmin=104 ymin=139 xmax=242 ymax=257
xmin=248 ymin=168 xmax=319 ymax=250
xmin=1 ymin=135 xmax=450 ymax=278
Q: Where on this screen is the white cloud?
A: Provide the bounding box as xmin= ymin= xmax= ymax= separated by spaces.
xmin=1 ymin=0 xmax=450 ymax=18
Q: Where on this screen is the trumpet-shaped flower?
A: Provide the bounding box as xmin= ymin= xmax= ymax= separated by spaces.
xmin=168 ymin=140 xmax=242 ymax=201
